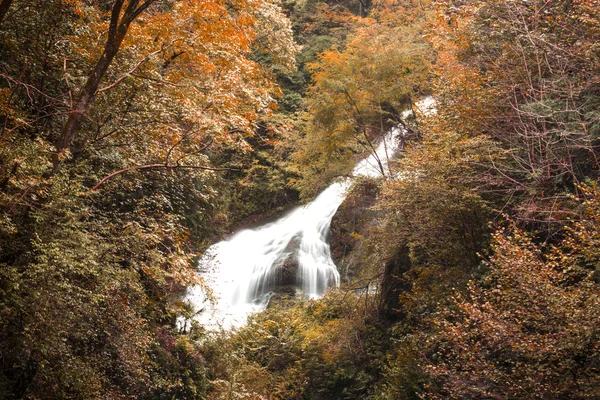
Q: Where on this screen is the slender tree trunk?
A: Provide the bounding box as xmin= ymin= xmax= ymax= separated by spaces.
xmin=52 ymin=0 xmax=156 ymax=172
xmin=53 ymin=46 xmax=122 ymax=171
xmin=0 ymin=0 xmax=13 ymax=25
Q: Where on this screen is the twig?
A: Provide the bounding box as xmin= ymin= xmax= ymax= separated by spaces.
xmin=97 ymin=49 xmax=162 ymax=93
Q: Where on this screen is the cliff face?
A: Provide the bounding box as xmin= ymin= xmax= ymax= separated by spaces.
xmin=329 ymin=177 xmax=383 ymax=283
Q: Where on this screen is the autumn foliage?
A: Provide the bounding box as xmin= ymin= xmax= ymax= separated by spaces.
xmin=1 ymin=0 xmax=599 ymax=398
xmin=428 ymin=190 xmax=600 ymax=398
xmin=0 ymin=0 xmax=297 ymax=398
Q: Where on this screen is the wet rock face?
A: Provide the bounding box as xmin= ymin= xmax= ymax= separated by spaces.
xmin=270 ymin=234 xmax=301 ymax=288
xmin=329 ymin=177 xmax=382 ymax=282
xmin=277 ymin=255 xmax=299 ymax=286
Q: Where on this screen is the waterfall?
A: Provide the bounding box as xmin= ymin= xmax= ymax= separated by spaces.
xmin=183 ymin=98 xmax=434 ymax=330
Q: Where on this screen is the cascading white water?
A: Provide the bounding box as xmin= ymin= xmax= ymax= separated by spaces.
xmin=184 ymin=98 xmax=434 ymax=330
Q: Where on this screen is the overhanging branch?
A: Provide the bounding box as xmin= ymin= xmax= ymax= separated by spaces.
xmin=86 ymin=163 xmax=239 ymax=194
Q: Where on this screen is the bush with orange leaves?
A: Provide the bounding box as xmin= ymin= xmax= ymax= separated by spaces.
xmin=426 ymin=185 xmax=600 ymax=399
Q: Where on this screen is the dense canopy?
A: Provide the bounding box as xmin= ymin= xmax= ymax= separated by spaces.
xmin=0 ymin=0 xmax=599 ymax=398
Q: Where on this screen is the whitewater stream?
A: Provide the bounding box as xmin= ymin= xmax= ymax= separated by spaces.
xmin=184 ymin=98 xmax=434 ymax=330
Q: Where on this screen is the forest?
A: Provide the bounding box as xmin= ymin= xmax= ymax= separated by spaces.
xmin=0 ymin=0 xmax=599 ymax=398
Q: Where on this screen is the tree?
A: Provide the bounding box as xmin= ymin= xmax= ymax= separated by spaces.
xmin=368 ymin=126 xmax=494 ymax=320
xmin=294 ymin=16 xmax=432 ymax=196
xmin=0 ymin=0 xmax=300 ymax=397
xmin=428 ymin=0 xmax=600 ymax=231
xmin=53 ymin=0 xmax=162 ymax=171
xmin=425 ymin=189 xmax=600 ymax=398
xmin=0 ymin=0 xmax=12 ymax=24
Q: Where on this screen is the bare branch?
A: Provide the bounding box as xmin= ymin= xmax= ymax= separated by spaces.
xmin=98 ymin=49 xmax=161 ymax=93
xmin=87 ymin=163 xmax=239 ymax=194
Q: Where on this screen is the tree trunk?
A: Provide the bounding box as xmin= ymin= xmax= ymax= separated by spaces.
xmin=53 ymin=46 xmax=121 ymax=172
xmin=52 ymin=0 xmax=156 ymax=173
xmin=0 ymin=0 xmax=13 ymax=25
